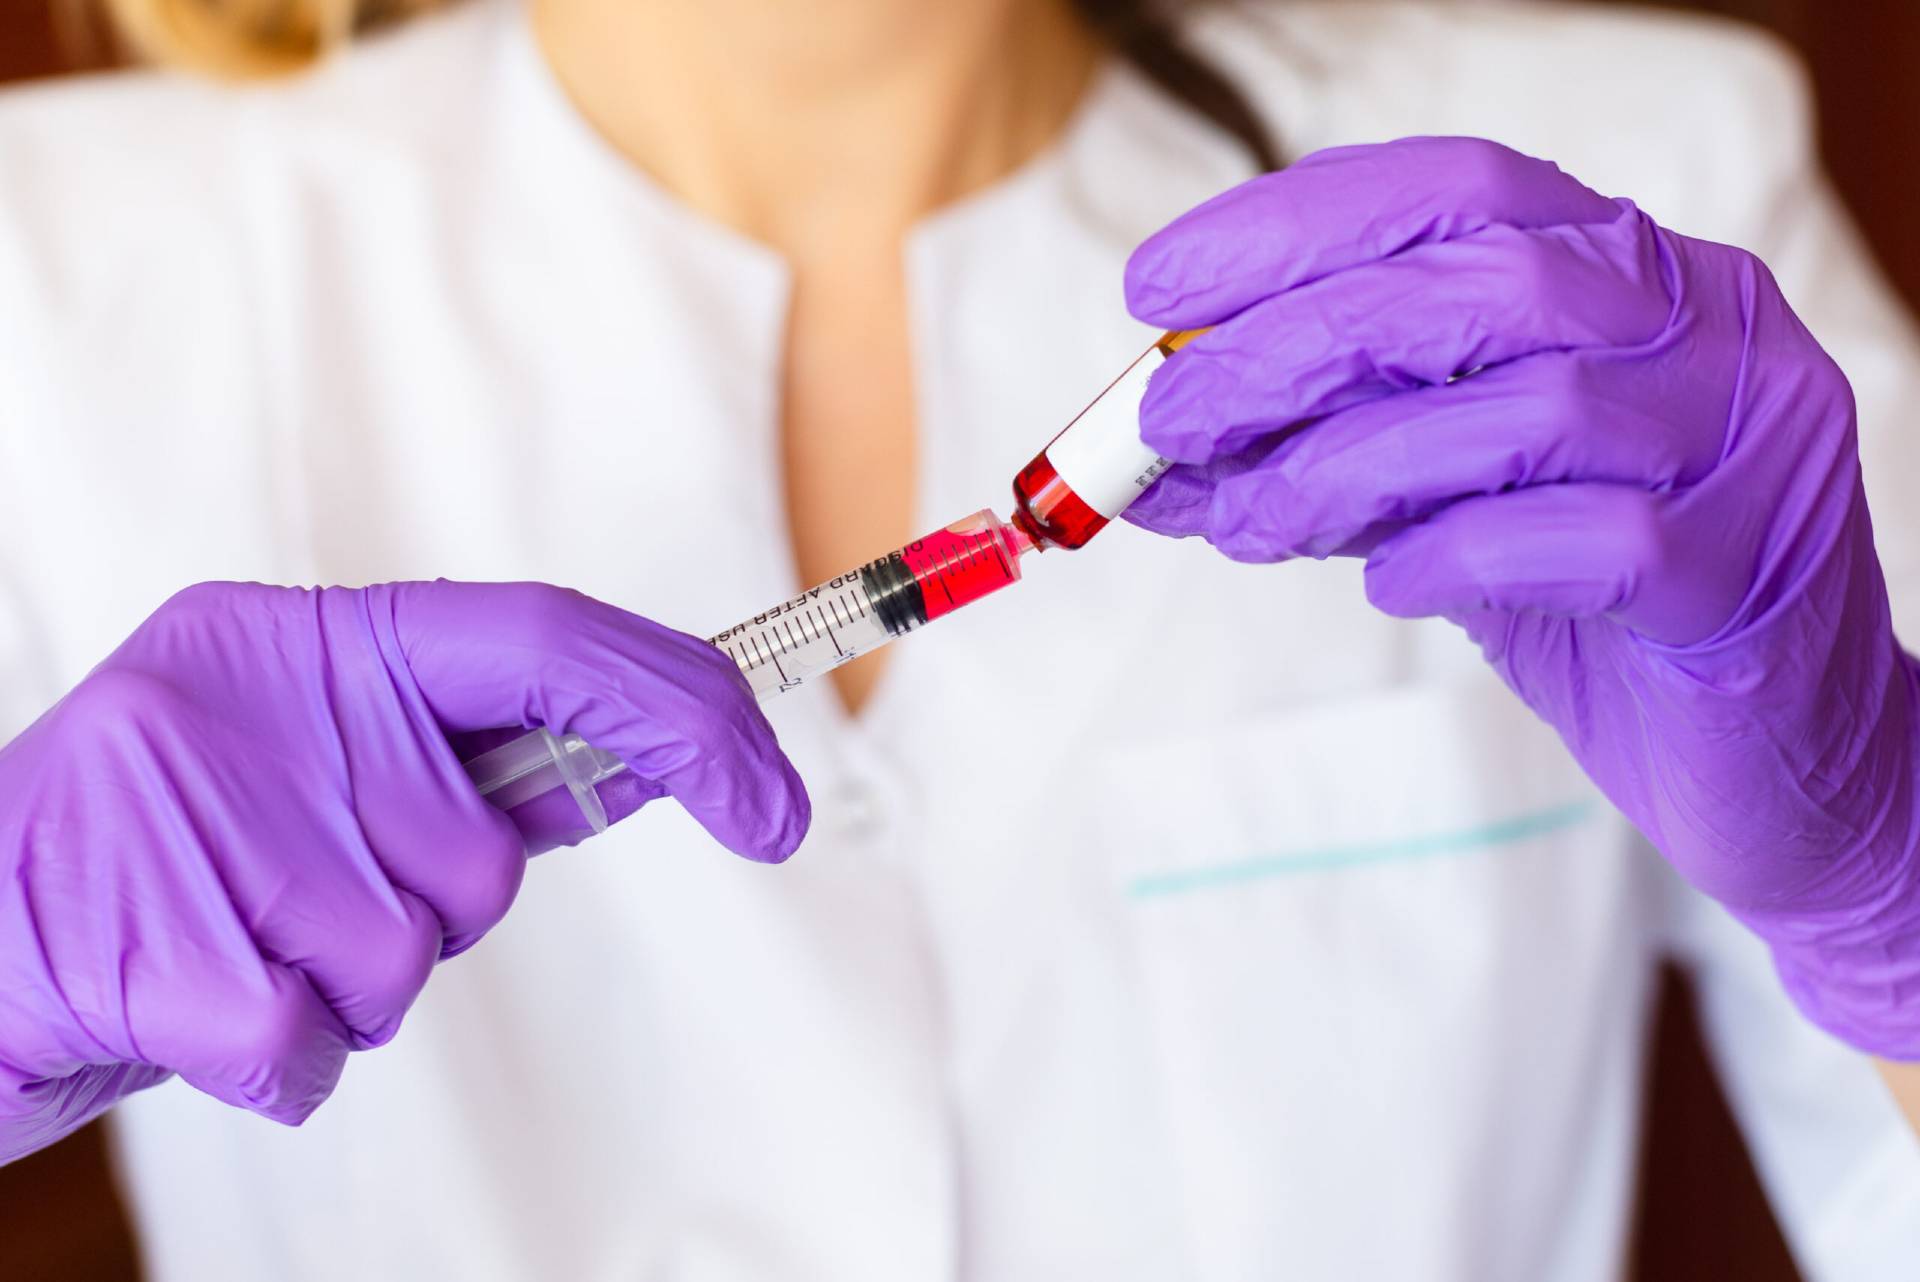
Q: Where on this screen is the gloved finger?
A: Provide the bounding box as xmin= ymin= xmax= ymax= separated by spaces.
xmin=1122 ymin=466 xmax=1223 ymax=541
xmin=384 ymin=581 xmax=811 ymax=864
xmin=1123 ymin=438 xmax=1283 ymax=541
xmin=252 ymin=864 xmax=446 ymax=1050
xmin=1126 ymin=136 xmax=1622 ymax=326
xmin=1140 ymin=209 xmax=1669 ymax=463
xmin=294 ymin=597 xmax=542 ymax=955
xmin=0 ymin=1063 xmax=172 ymax=1165
xmin=192 ymin=733 xmax=504 ymax=1040
xmin=1200 ymin=350 xmax=1711 ymax=561
xmin=1360 ymin=484 xmax=1744 ymax=646
xmin=130 ymin=952 xmax=353 ymax=1126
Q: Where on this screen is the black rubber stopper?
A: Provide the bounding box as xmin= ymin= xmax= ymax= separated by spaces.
xmin=860 ymin=553 xmax=927 ymax=637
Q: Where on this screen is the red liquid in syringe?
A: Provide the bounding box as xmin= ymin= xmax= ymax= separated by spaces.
xmin=884 ymin=513 xmax=1033 ymax=626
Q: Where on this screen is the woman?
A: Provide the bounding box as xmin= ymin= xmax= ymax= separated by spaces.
xmin=0 ymin=0 xmax=1916 ymax=1276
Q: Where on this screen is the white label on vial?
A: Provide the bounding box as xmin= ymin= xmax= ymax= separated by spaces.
xmin=1044 ymin=345 xmax=1172 ymax=520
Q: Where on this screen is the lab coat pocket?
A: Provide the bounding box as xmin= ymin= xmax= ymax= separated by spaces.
xmin=1089 ymin=672 xmax=1643 ymax=1273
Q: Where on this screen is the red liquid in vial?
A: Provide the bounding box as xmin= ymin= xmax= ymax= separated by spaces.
xmin=1010 ymin=450 xmax=1111 ymax=551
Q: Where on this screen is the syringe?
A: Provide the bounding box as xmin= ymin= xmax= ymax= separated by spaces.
xmin=463 ymin=510 xmax=1032 ymax=831
xmin=464 ymin=328 xmax=1200 ymax=831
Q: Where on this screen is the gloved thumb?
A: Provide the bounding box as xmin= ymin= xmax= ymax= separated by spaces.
xmin=375 ymin=580 xmax=811 ymax=863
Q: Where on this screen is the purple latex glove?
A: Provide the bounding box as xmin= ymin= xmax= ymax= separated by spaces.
xmin=1125 ymin=137 xmax=1920 ymax=1058
xmin=0 ymin=580 xmax=809 ymax=1163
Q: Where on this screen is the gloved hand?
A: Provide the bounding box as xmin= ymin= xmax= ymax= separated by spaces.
xmin=1124 ymin=136 xmax=1920 ymax=1058
xmin=0 ymin=580 xmax=809 ymax=1164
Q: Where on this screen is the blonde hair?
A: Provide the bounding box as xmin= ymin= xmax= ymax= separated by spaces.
xmin=92 ymin=0 xmax=441 ymax=78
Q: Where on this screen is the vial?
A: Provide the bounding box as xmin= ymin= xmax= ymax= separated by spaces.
xmin=1011 ymin=329 xmax=1203 ymax=550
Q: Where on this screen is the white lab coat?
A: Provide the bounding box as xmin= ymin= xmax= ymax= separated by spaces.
xmin=1 ymin=1 xmax=1916 ymax=1278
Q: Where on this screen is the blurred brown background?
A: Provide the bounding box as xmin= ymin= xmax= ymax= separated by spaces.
xmin=0 ymin=1 xmax=1916 ymax=1278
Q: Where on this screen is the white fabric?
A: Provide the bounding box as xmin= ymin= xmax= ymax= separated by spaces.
xmin=0 ymin=1 xmax=1916 ymax=1278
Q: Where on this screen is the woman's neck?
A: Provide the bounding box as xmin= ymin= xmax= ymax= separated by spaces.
xmin=529 ymin=0 xmax=1102 ymax=256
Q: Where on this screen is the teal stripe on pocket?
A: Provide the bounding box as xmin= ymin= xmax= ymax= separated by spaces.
xmin=1127 ymin=799 xmax=1601 ymax=900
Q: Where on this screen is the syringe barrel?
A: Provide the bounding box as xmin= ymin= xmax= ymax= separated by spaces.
xmin=1011 ymin=328 xmax=1203 ymax=550
xmin=708 ymin=509 xmax=1025 ymax=702
xmin=464 ymin=511 xmax=1027 ymax=827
